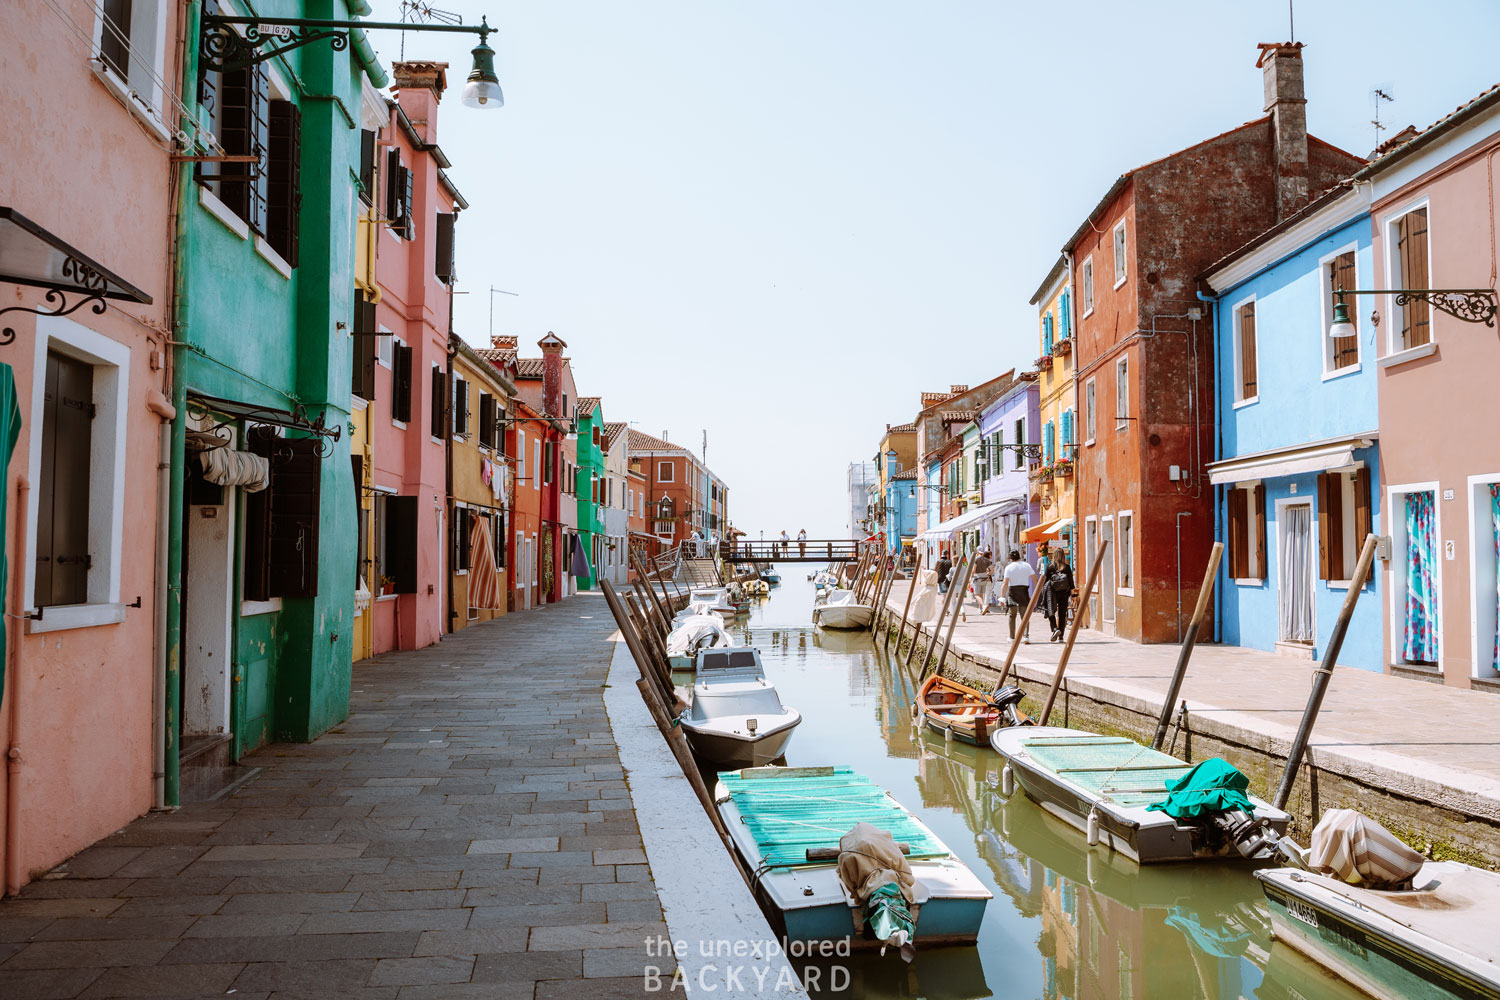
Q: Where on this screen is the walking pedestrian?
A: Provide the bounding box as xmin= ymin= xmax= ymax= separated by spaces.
xmin=935 ymin=548 xmax=953 ymax=595
xmin=1001 ymin=550 xmax=1036 ymax=641
xmin=1041 ymin=548 xmax=1076 ymax=642
xmin=972 ymin=548 xmax=994 ymax=614
xmin=798 ymin=528 xmax=807 ymax=558
xmin=779 ymin=529 xmax=789 ymax=558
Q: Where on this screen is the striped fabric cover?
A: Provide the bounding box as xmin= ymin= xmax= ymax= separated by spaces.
xmin=468 ymin=515 xmax=502 ymax=611
xmin=1309 ymin=809 xmax=1425 ymax=888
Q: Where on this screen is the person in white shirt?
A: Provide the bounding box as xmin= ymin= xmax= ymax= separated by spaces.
xmin=779 ymin=529 xmax=790 ymax=557
xmin=1001 ymin=550 xmax=1037 ymax=640
xmin=797 ymin=528 xmax=807 ymax=558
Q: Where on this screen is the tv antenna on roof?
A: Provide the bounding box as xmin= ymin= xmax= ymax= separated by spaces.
xmin=398 ymin=1 xmax=462 ymax=59
xmin=1371 ymin=87 xmax=1395 ymax=151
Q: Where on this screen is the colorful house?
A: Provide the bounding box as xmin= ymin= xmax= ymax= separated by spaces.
xmin=1204 ymin=183 xmax=1382 ymax=663
xmin=628 ymin=428 xmax=726 ymax=554
xmin=448 ymin=336 xmax=514 ymax=631
xmin=510 ymin=333 xmax=574 ymax=603
xmin=976 ymin=377 xmax=1042 ymax=561
xmin=874 ymin=422 xmax=918 ymax=555
xmin=1359 ymin=85 xmax=1500 ymax=688
xmin=574 ymin=396 xmax=604 ymax=589
xmin=601 ymin=421 xmax=631 ymax=587
xmin=0 ymin=0 xmax=184 ymax=883
xmin=1066 ymin=42 xmax=1364 ymax=642
xmin=1027 ymin=259 xmax=1078 ymax=561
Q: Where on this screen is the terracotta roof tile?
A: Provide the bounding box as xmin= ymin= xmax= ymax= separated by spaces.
xmin=886 ymin=422 xmax=917 ymax=434
xmin=515 ymin=358 xmax=545 ymax=378
xmin=939 ymin=410 xmax=976 ymax=422
xmin=627 ymin=428 xmax=688 ymax=453
xmin=475 ymin=348 xmax=516 ymax=366
xmin=891 ymin=468 xmax=918 ymax=481
xmin=602 ymin=421 xmax=628 ymax=450
xmin=577 ymin=396 xmax=600 ymax=418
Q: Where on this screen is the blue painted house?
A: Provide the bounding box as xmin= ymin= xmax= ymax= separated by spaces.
xmin=884 ymin=469 xmax=919 ymax=558
xmin=1204 ymin=183 xmax=1382 ymax=668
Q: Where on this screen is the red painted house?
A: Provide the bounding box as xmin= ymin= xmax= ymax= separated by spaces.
xmin=1066 ymin=43 xmax=1365 ymax=642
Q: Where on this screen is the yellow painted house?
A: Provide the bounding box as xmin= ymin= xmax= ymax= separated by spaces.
xmin=1028 ymin=257 xmax=1077 ymax=561
xmin=352 ymin=398 xmax=375 ymax=662
xmin=448 ymin=337 xmax=516 ymax=631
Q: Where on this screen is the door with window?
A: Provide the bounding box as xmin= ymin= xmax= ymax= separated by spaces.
xmin=1084 ymin=520 xmax=1099 ymax=626
xmin=1279 ymin=503 xmax=1316 ymax=643
xmin=1099 ymin=518 xmax=1116 ymax=622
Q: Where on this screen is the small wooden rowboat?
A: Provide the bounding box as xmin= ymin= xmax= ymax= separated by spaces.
xmin=916 ymin=674 xmax=1031 ymax=746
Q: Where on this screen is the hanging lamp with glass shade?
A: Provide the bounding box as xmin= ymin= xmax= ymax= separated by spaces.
xmin=1327 ymin=294 xmax=1356 ymax=341
xmin=462 ymin=23 xmax=504 ymax=109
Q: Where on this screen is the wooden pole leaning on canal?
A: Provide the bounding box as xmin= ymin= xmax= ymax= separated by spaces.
xmin=1151 ymin=542 xmax=1225 ymax=750
xmin=994 ymin=570 xmax=1047 ymax=688
xmin=932 ymin=555 xmax=977 ymax=679
xmin=891 ymin=551 xmax=924 ymax=649
xmin=1273 ymin=533 xmax=1379 ymax=812
xmin=915 ymin=555 xmax=966 ymax=674
xmin=631 ymin=550 xmax=674 ymax=630
xmin=630 ymin=576 xmax=667 ymax=641
xmin=1038 ymin=541 xmax=1108 ymax=726
xmin=601 ymin=581 xmax=673 ymax=707
xmin=625 ymin=594 xmax=673 ymax=694
xmin=873 ymin=554 xmax=899 ymax=633
xmin=861 ymin=551 xmax=886 ymax=606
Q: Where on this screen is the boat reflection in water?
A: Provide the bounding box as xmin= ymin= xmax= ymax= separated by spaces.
xmin=735 ymin=568 xmax=1366 ymax=999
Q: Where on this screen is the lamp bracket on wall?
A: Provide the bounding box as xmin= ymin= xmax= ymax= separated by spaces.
xmin=200 ymin=15 xmax=495 ymax=74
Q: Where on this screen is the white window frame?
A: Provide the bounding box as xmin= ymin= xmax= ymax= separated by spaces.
xmin=1385 ymin=481 xmax=1443 ymax=674
xmin=89 ymin=0 xmax=172 ymax=139
xmin=658 ymin=460 xmax=675 ymax=483
xmin=1231 ymin=293 xmax=1259 ymax=408
xmin=1084 ymin=377 xmax=1097 ymax=444
xmin=1116 ymin=510 xmax=1134 ymax=596
xmin=534 ymin=441 xmax=541 ymax=491
xmin=1231 ymin=481 xmax=1265 ymax=585
xmin=372 ymin=488 xmax=399 ymax=603
xmin=1380 ymin=198 xmax=1436 ymax=366
xmin=1112 ymin=221 xmax=1128 ymax=289
xmin=1081 ymin=255 xmax=1096 ymax=317
xmin=1319 ymin=241 xmax=1363 ymax=380
xmin=25 ymin=315 xmax=131 ymax=632
xmin=377 ymin=325 xmax=393 ymax=368
xmin=1115 ymin=357 xmax=1129 ymax=429
xmin=1467 ymin=473 xmax=1500 ymax=680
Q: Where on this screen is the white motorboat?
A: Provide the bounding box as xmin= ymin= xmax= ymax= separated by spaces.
xmin=678 ymin=653 xmax=800 ymax=767
xmin=812 ymin=589 xmax=874 ymax=629
xmin=665 ymin=614 xmax=734 ymax=671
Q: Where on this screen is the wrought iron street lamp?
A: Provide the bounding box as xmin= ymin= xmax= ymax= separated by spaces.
xmin=1327 ymin=287 xmax=1496 ymax=339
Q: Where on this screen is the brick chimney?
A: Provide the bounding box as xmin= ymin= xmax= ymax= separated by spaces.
xmin=392 ymin=61 xmax=449 ymax=144
xmin=538 ymin=332 xmax=567 ymax=417
xmin=491 ymin=335 xmax=518 ymax=350
xmin=1259 ymin=42 xmax=1308 ymax=220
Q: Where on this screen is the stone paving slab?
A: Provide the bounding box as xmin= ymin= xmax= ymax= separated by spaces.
xmin=0 ymin=596 xmax=677 ymax=998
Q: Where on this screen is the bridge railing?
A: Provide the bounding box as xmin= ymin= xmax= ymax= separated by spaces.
xmin=719 ymin=539 xmax=862 ymax=562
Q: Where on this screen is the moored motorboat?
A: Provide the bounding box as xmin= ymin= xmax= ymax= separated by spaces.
xmin=915 ymin=674 xmax=1031 ymax=745
xmin=1256 ymin=810 xmax=1500 ymax=1000
xmin=715 ymin=766 xmax=991 ymax=951
xmin=989 ymin=727 xmax=1289 ymax=864
xmin=678 ymin=653 xmax=800 ymax=767
xmin=665 ymin=614 xmax=734 ymax=671
xmin=812 ymin=589 xmax=873 ymax=629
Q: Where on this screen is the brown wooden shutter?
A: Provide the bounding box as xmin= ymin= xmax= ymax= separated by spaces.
xmin=266 ymin=101 xmax=301 ymax=266
xmin=1398 ymin=209 xmax=1431 ymax=348
xmin=267 ymin=437 xmax=321 ymax=599
xmin=385 ymin=149 xmax=402 ymax=224
xmin=435 ymin=213 xmax=456 ymax=283
xmin=1226 ymin=487 xmax=1247 ymax=579
xmin=392 ymin=344 xmax=413 ymax=423
xmin=1240 ymin=302 xmax=1257 ymax=399
xmin=217 ymin=65 xmax=255 ymax=220
xmin=1354 ymin=466 xmax=1372 ymax=547
xmin=1330 ymin=254 xmax=1359 ymax=369
xmin=479 ymin=393 xmax=495 ymax=447
xmin=454 ymin=507 xmax=471 ymax=571
xmin=431 ymin=365 xmax=446 ymax=437
xmin=454 ymin=379 xmax=469 ymax=436
xmin=1316 ymin=473 xmax=1335 ymax=580
xmin=1252 ymin=484 xmax=1267 ymax=580
xmin=243 ymin=427 xmax=276 ymax=602
xmin=359 ymin=129 xmax=376 ymax=205
xmin=352 ymin=292 xmax=377 ymax=401
xmin=385 ymin=495 xmax=418 ymax=593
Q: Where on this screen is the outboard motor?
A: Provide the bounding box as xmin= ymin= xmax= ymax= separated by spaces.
xmin=1209 ymin=808 xmax=1282 ymax=859
xmin=989 ymin=686 xmax=1031 ymax=728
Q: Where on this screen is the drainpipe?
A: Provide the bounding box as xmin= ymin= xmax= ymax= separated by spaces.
xmin=5 ymin=474 xmax=29 ymax=896
xmin=1197 ymin=288 xmax=1222 ymax=642
xmin=1063 ymin=250 xmax=1080 ymax=571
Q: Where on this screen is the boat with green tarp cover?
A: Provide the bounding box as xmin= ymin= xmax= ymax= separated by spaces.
xmin=990 ymin=727 xmax=1290 ymax=864
xmin=714 ymin=766 xmax=991 ymax=949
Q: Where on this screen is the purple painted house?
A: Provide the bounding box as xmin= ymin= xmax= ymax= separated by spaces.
xmin=977 ymin=379 xmax=1042 ymax=562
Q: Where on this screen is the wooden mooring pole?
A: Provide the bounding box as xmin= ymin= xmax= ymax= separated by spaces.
xmin=1151 ymin=542 xmax=1224 ymax=750
xmin=914 ymin=556 xmax=966 ymax=675
xmin=994 ymin=577 xmax=1046 ymax=689
xmin=1038 ymin=541 xmax=1108 ymax=725
xmin=932 ymin=556 xmax=977 ymax=679
xmin=890 ymin=551 xmax=923 ymax=649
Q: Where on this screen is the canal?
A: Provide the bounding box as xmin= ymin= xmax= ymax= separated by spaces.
xmin=718 ymin=567 xmax=1364 ymax=1000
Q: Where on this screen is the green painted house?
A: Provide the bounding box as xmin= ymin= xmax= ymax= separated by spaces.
xmin=165 ymin=0 xmax=387 ymax=803
xmin=574 ymin=396 xmax=604 ymax=589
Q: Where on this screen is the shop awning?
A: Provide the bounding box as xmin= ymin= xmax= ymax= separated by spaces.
xmin=1022 ymin=516 xmax=1072 ymax=543
xmin=0 ymin=207 xmax=151 ymax=304
xmin=1207 ymin=434 xmax=1375 ymax=485
xmin=919 ymin=498 xmax=1024 ymax=540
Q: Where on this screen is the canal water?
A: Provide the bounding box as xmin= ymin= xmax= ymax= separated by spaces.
xmin=720 ymin=568 xmax=1363 ymax=1000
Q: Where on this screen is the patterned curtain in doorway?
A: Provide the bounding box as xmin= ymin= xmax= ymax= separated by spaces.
xmin=1491 ymin=484 xmax=1500 ymax=669
xmin=1402 ymin=491 xmax=1439 ymax=663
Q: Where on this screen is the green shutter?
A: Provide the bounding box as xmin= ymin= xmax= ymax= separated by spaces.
xmin=1060 ymin=292 xmax=1071 ymax=338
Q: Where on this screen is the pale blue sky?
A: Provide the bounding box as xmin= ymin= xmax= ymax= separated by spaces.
xmin=365 ymin=0 xmax=1499 ymax=536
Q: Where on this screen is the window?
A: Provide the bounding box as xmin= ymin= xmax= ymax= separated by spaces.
xmin=96 ymin=0 xmax=169 ymax=119
xmin=1317 ymin=468 xmax=1372 ymax=581
xmin=242 ymin=427 xmax=322 ymax=600
xmin=391 ymin=341 xmax=412 ymax=423
xmin=1085 ymin=378 xmax=1096 ymax=443
xmin=1062 ymin=409 xmax=1073 ymax=448
xmin=430 ymin=365 xmax=445 ymax=438
xmin=453 ymin=506 xmax=471 ymax=572
xmin=1226 ymin=484 xmax=1267 ymax=581
xmin=1325 ymin=250 xmax=1360 ymax=372
xmin=1081 ymin=256 xmax=1095 ymax=316
xmin=351 ymin=292 xmax=377 ymax=401
xmin=1014 ymin=418 xmax=1025 ymax=469
xmin=359 ymin=129 xmax=377 ymax=206
xmin=385 ymin=148 xmax=414 ymax=239
xmin=659 ymin=461 xmax=674 ymax=483
xmin=1117 ymin=511 xmax=1134 ymax=593
xmin=35 ymin=351 xmax=96 ymax=607
xmin=382 ymin=494 xmax=419 ymax=594
xmin=435 ymin=213 xmax=456 ymax=284
xmin=373 ymin=492 xmax=390 ymax=594
xmin=1112 ymin=221 xmax=1127 ymax=287
xmin=1115 ymin=357 xmax=1129 ymax=427
xmin=543 ymin=442 xmax=554 ymax=485
xmin=377 ymin=325 xmax=393 ymax=368
xmin=1390 ymin=485 xmax=1439 ymax=666
xmin=533 ymin=440 xmax=540 ymax=490
xmin=479 ymin=393 xmax=496 ymax=449
xmin=1042 ymin=313 xmax=1054 ymax=354
xmin=517 ymin=429 xmax=526 ymax=482
xmin=1390 ymin=206 xmax=1431 ymax=350
xmin=452 ymin=377 xmax=469 ymax=437
xmin=492 ymin=512 xmax=506 ymax=570
xmin=1043 ymin=421 xmax=1055 ymax=464
xmin=1234 ymin=299 xmax=1258 ymax=404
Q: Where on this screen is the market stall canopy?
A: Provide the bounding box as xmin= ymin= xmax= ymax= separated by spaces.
xmin=1206 ymin=434 xmax=1375 ymax=485
xmin=1021 ymin=517 xmax=1072 ymax=543
xmin=918 ymin=498 xmax=1024 ymax=540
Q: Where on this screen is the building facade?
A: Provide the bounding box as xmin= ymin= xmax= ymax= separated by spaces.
xmin=574 ymin=396 xmax=603 ymax=589
xmin=1029 ymin=260 xmax=1078 ymax=562
xmin=448 ymin=337 xmax=514 ymax=631
xmin=977 ymin=379 xmax=1042 ymax=561
xmin=601 ymin=421 xmax=631 ymax=587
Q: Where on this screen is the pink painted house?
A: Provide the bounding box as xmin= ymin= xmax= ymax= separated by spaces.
xmin=0 ymin=0 xmax=182 ymax=889
xmin=1364 ymin=85 xmax=1500 ymax=690
xmin=359 ymin=62 xmax=467 ymax=653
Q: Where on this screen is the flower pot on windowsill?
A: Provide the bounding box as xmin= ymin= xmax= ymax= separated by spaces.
xmin=1054 ymin=338 xmax=1073 ymax=356
xmin=1054 ymin=461 xmax=1073 ymax=478
xmin=1034 ymin=355 xmax=1053 ymax=369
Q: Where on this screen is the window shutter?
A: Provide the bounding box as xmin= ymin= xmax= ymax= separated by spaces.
xmin=1226 ymin=487 xmax=1247 ymax=579
xmin=1043 ymin=315 xmax=1054 ymax=353
xmin=217 ymin=65 xmax=255 ymax=220
xmin=359 ymin=129 xmax=376 ymax=204
xmin=393 ymin=343 xmax=413 ymax=422
xmin=1253 ymin=484 xmax=1267 ymax=580
xmin=1060 ymin=291 xmax=1071 ymax=338
xmin=435 ymin=213 xmax=456 ymax=283
xmin=384 ymin=149 xmax=402 ymax=223
xmin=1240 ymin=303 xmax=1257 ymax=399
xmin=431 ymin=366 xmax=445 ymax=437
xmin=352 ymin=292 xmax=377 ymax=400
xmin=454 ymin=507 xmax=471 ymax=571
xmin=479 ymin=393 xmax=495 ymax=447
xmin=1354 ymin=466 xmax=1372 ymax=546
xmin=386 ymin=495 xmax=418 ymax=593
xmin=1062 ymin=410 xmax=1072 ymax=446
xmin=266 ymin=100 xmax=301 ymax=266
xmin=267 ymin=437 xmax=322 ymax=598
xmin=1316 ymin=473 xmax=1334 ymax=580
xmin=454 ymin=379 xmax=469 ymax=436
xmin=400 ymin=166 xmax=414 ymax=240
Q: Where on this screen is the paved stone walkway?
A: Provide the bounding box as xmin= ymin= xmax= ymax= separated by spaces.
xmin=0 ymin=594 xmax=674 ymax=999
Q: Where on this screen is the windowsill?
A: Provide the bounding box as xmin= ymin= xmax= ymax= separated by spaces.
xmin=351 ymin=397 xmax=369 ymax=412
xmin=1116 ymin=423 xmax=1129 ymax=432
xmin=456 ymin=569 xmax=469 ymax=576
xmin=89 ymin=60 xmax=174 ymax=144
xmin=392 ymin=418 xmax=407 ymax=430
xmin=1234 ymin=577 xmax=1265 ymax=587
xmin=1321 ymin=363 xmax=1362 ymax=382
xmin=254 ymin=236 xmax=293 ymax=279
xmin=1113 ymin=276 xmax=1127 ymax=290
xmin=1326 ymin=579 xmax=1374 ymax=591
xmin=1083 ymin=307 xmax=1095 ymax=319
xmin=26 ymin=602 xmax=127 ymax=635
xmin=241 ymin=598 xmax=282 ymax=617
xmin=1378 ymin=342 xmax=1438 ymax=369
xmin=1117 ymin=587 xmax=1135 ymax=597
xmin=1232 ymin=395 xmax=1259 ymax=410
xmin=198 ymin=185 xmax=250 ymax=240
xmin=377 ymin=593 xmax=399 ymax=603
xmin=1084 ymin=438 xmax=1095 ymax=447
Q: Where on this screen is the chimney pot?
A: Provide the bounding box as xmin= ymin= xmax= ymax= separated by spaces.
xmin=1259 ymin=42 xmax=1309 ymax=220
xmin=491 ymin=335 xmax=518 ymax=350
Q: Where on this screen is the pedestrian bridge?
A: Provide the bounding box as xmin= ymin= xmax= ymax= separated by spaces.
xmin=720 ymin=539 xmax=862 ymax=562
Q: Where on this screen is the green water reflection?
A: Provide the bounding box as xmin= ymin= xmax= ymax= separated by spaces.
xmin=724 ymin=570 xmax=1361 ymax=1000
